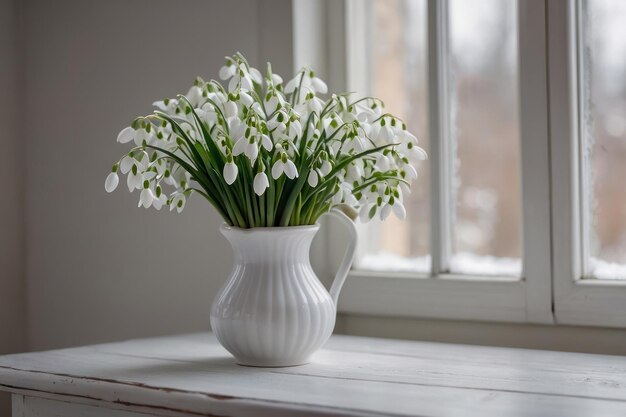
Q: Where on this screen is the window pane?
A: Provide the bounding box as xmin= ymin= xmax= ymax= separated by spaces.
xmin=448 ymin=0 xmax=522 ymax=276
xmin=356 ymin=0 xmax=431 ymax=273
xmin=580 ymin=0 xmax=626 ymax=279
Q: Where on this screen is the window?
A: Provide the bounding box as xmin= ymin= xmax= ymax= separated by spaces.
xmin=300 ymin=0 xmax=626 ymax=327
xmin=359 ymin=0 xmax=523 ymax=277
xmin=357 ymin=0 xmax=431 ymax=273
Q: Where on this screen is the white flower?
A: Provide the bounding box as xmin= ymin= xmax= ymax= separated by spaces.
xmin=152 ymin=98 xmax=179 ymax=113
xmin=319 ymin=160 xmax=332 ymax=176
xmin=271 ymin=156 xmax=298 ymax=180
xmin=253 ymin=172 xmax=270 ymax=196
xmin=126 ymin=169 xmax=143 ymax=192
xmin=271 ymin=73 xmax=283 ymax=85
xmin=170 ymin=193 xmax=186 ymax=214
xmin=228 ymin=65 xmax=254 ymax=92
xmin=152 ymin=187 xmax=167 ymax=210
xmin=119 ymin=155 xmax=135 ymax=174
xmin=139 ymin=187 xmax=155 ymax=208
xmin=104 ymin=172 xmax=119 ymax=193
xmin=311 ymin=76 xmax=328 ymax=94
xmin=284 ymin=72 xmax=303 ymax=94
xmin=360 ymin=204 xmax=377 ymax=223
xmin=223 ymin=161 xmax=238 ymax=185
xmin=186 ymin=86 xmax=203 ymax=107
xmin=307 ymin=170 xmax=319 ymax=187
xmin=106 ymin=53 xmax=424 ymax=223
xmin=249 ymin=67 xmax=263 ymax=85
xmin=380 ymin=202 xmax=392 ymax=220
xmin=233 ymin=138 xmax=259 ymax=163
xmin=392 ymin=199 xmax=406 ymax=220
xmin=117 ymin=127 xmax=135 ymax=144
xmin=219 ymin=60 xmax=236 ymax=80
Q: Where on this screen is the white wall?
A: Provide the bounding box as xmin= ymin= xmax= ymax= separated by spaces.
xmin=21 ymin=0 xmax=293 ymax=351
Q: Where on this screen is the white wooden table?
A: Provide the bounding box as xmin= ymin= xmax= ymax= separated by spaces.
xmin=1 ymin=333 xmax=626 ymax=417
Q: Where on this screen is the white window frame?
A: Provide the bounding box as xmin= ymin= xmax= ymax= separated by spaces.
xmin=293 ymin=0 xmax=626 ymax=327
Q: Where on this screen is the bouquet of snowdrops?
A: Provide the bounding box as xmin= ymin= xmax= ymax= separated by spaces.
xmin=105 ymin=53 xmax=426 ymax=228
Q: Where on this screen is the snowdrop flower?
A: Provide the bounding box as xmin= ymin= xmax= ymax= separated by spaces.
xmin=228 ymin=66 xmax=254 ymax=92
xmin=169 ymin=193 xmax=186 ymax=214
xmin=219 ymin=59 xmax=237 ymax=80
xmin=186 ymin=86 xmax=203 ymax=107
xmin=139 ymin=182 xmax=155 ymax=208
xmin=152 ymin=186 xmax=168 ymax=210
xmin=104 ymin=169 xmax=119 ymax=193
xmin=264 ymin=91 xmax=286 ymax=113
xmin=271 ymin=153 xmax=298 ymax=179
xmin=319 ymin=159 xmax=332 ymax=176
xmin=253 ymin=171 xmax=270 ymax=196
xmin=307 ymin=170 xmax=319 ymax=187
xmin=223 ymin=159 xmax=238 ymax=185
xmin=152 ymin=98 xmax=179 ymax=114
xmin=310 ymin=74 xmax=328 ymax=94
xmin=106 ymin=52 xmax=425 ymax=227
xmin=119 ymin=155 xmax=135 ymax=174
xmin=126 ymin=165 xmax=144 ymax=192
xmin=232 ymin=127 xmax=272 ymax=164
xmin=295 ymin=91 xmax=324 ymax=114
xmin=117 ymin=127 xmax=135 ymax=144
xmin=270 ymin=73 xmax=283 ymax=86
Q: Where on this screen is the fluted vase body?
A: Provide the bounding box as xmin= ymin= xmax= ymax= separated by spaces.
xmin=210 ymin=224 xmax=335 ymax=367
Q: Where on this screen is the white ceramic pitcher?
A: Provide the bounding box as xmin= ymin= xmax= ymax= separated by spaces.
xmin=210 ymin=208 xmax=357 ymax=367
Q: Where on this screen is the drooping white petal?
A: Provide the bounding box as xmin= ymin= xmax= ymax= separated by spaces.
xmin=261 ymin=135 xmax=273 ymax=151
xmin=392 ymin=201 xmax=406 ymax=220
xmin=117 ymin=127 xmax=135 ymax=143
xmin=239 ymin=91 xmax=254 ymax=107
xmin=127 ymin=172 xmax=143 ymax=192
xmin=271 ymin=73 xmax=283 ymax=85
xmin=284 ymin=160 xmax=298 ymax=179
xmin=249 ymin=67 xmax=263 ymax=84
xmin=360 ymin=204 xmax=376 ymax=223
xmin=320 ymin=160 xmax=332 ymax=176
xmin=139 ymin=188 xmax=155 ymax=208
xmin=244 ymin=142 xmax=259 ymax=162
xmin=253 ymin=172 xmax=270 ymax=196
xmin=405 ymin=163 xmax=418 ymax=180
xmin=223 ymin=162 xmax=238 ymax=185
xmin=133 ymin=128 xmax=148 ymax=147
xmin=186 ymin=86 xmax=202 ymax=107
xmin=169 ymin=194 xmax=186 ymax=213
xmin=380 ymin=124 xmax=395 ymax=142
xmin=232 ymin=138 xmax=247 ymax=156
xmin=311 ymin=77 xmax=328 ymax=94
xmin=219 ymin=65 xmax=235 ymax=80
xmin=380 ymin=203 xmax=392 ymax=220
xmin=271 ymin=160 xmax=285 ymax=179
xmin=241 ymin=75 xmax=254 ymax=91
xmin=104 ymin=172 xmax=119 ymax=193
xmin=284 ymin=75 xmax=300 ymax=94
xmin=152 ymin=194 xmax=167 ymax=210
xmin=224 ymin=101 xmax=238 ymax=119
xmin=307 ymin=170 xmax=319 ymax=187
xmin=120 ymin=156 xmax=134 ymax=174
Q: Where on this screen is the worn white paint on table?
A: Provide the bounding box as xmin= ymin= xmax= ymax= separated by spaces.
xmin=1 ymin=333 xmax=626 ymax=417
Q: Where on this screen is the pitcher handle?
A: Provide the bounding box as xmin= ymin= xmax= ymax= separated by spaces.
xmin=326 ymin=207 xmax=358 ymax=306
